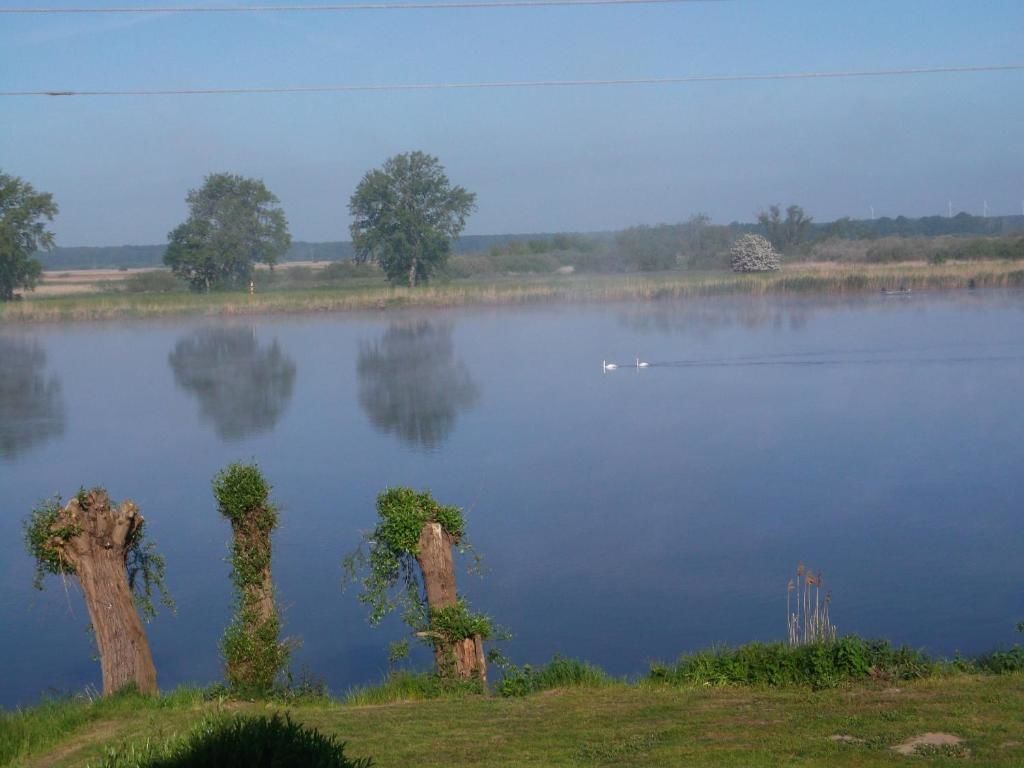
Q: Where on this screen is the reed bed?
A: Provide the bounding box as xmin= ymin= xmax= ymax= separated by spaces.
xmin=2 ymin=261 xmax=1021 ymax=323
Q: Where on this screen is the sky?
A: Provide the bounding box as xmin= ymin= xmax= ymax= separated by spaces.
xmin=1 ymin=0 xmax=1023 ymax=246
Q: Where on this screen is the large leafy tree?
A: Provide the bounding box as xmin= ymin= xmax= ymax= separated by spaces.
xmin=349 ymin=152 xmax=476 ymax=287
xmin=165 ymin=173 xmax=290 ymax=291
xmin=0 ymin=171 xmax=58 ymax=301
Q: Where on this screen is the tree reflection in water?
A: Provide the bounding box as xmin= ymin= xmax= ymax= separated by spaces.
xmin=357 ymin=322 xmax=479 ymax=449
xmin=0 ymin=337 xmax=65 ymax=460
xmin=169 ymin=328 xmax=296 ymax=440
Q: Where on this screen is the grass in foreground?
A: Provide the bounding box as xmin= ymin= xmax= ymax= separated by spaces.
xmin=4 ymin=675 xmax=1024 ymax=767
xmin=0 ymin=688 xmax=204 ymax=768
xmin=4 ymin=642 xmax=1023 ymax=766
xmin=4 ymin=261 xmax=1023 ymax=322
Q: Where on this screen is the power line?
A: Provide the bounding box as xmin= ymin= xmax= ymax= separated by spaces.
xmin=1 ymin=0 xmax=724 ymax=13
xmin=3 ymin=64 xmax=1022 ymax=97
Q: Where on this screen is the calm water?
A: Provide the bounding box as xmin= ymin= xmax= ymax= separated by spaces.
xmin=2 ymin=292 xmax=1023 ymax=707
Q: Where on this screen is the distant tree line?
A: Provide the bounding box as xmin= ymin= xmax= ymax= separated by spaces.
xmin=6 ymin=155 xmax=1024 ymax=298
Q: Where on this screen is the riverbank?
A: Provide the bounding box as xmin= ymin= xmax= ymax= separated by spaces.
xmin=4 ymin=675 xmax=1024 ymax=767
xmin=3 ymin=261 xmax=1022 ymax=323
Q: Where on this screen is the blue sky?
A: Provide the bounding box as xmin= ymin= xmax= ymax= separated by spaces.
xmin=1 ymin=0 xmax=1022 ymax=245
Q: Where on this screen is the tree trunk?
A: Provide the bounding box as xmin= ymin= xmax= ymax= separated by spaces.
xmin=233 ymin=521 xmax=276 ymax=626
xmin=225 ymin=517 xmax=279 ymax=688
xmin=58 ymin=492 xmax=158 ymax=696
xmin=415 ymin=522 xmax=487 ymax=684
xmin=408 ymin=257 xmax=418 ymax=288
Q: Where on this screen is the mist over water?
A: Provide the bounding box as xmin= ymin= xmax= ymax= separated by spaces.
xmin=1 ymin=292 xmax=1022 ymax=707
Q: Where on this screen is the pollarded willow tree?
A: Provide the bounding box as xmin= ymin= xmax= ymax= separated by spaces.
xmin=213 ymin=463 xmax=288 ymax=693
xmin=23 ymin=488 xmax=171 ymax=695
xmin=345 ymin=488 xmax=491 ymax=684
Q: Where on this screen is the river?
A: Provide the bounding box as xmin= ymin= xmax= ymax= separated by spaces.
xmin=2 ymin=291 xmax=1022 ymax=707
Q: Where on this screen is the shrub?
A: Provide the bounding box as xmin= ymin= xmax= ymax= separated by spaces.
xmin=497 ymin=655 xmax=612 ymax=697
xmin=649 ymin=637 xmax=934 ymax=689
xmin=975 ymin=646 xmax=1024 ymax=674
xmin=343 ymin=671 xmax=483 ymax=705
xmin=730 ymin=234 xmax=780 ymax=272
xmin=90 ymin=713 xmax=371 ymax=768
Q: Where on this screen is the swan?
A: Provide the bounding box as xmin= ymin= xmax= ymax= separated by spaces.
xmin=636 ymin=358 xmax=650 ymax=368
xmin=602 ymin=360 xmax=618 ymax=372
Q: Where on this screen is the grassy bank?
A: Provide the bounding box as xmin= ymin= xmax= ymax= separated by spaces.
xmin=4 ymin=261 xmax=1022 ymax=323
xmin=4 ymin=675 xmax=1024 ymax=767
xmin=4 ymin=640 xmax=1023 ymax=767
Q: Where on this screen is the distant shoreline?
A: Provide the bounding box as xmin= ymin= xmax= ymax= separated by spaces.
xmin=3 ymin=261 xmax=1022 ymax=323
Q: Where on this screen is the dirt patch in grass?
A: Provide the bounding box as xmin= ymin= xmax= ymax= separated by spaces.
xmin=892 ymin=732 xmax=966 ymax=757
xmin=829 ymin=734 xmax=866 ymax=744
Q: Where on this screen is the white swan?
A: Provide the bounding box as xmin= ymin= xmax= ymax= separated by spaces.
xmin=636 ymin=357 xmax=650 ymax=368
xmin=602 ymin=360 xmax=618 ymax=372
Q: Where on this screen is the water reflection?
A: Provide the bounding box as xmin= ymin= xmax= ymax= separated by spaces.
xmin=169 ymin=328 xmax=296 ymax=440
xmin=357 ymin=322 xmax=479 ymax=448
xmin=0 ymin=337 xmax=65 ymax=460
xmin=618 ymin=299 xmax=811 ymax=338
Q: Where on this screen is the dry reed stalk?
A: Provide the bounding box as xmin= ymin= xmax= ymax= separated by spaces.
xmin=787 ymin=563 xmax=836 ymax=646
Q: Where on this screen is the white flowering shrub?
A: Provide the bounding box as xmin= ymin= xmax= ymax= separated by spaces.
xmin=730 ymin=234 xmax=780 ymax=273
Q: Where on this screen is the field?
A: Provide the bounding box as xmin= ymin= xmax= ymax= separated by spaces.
xmin=3 ymin=261 xmax=1023 ymax=323
xmin=3 ymin=675 xmax=1024 ymax=767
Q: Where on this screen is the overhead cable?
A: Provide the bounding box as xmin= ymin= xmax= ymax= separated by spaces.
xmin=3 ymin=64 xmax=1023 ymax=98
xmin=1 ymin=0 xmax=725 ymax=14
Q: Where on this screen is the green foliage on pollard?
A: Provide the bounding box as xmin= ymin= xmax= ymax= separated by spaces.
xmin=212 ymin=464 xmax=287 ymax=694
xmin=23 ymin=496 xmax=81 ymax=586
xmin=344 ymin=488 xmax=492 ymax=658
xmin=22 ymin=490 xmax=172 ymax=621
xmin=91 ymin=713 xmax=372 ymax=768
xmin=213 ymin=464 xmax=277 ymax=530
xmin=344 ymin=487 xmax=466 ymax=626
xmin=429 ymin=599 xmax=492 ymax=644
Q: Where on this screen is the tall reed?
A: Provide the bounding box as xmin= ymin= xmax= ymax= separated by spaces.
xmin=787 ymin=562 xmax=836 ymax=646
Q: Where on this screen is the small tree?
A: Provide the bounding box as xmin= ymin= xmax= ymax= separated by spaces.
xmin=344 ymin=488 xmax=490 ymax=684
xmin=730 ymin=233 xmax=780 ymax=272
xmin=0 ymin=170 xmax=58 ymax=301
xmin=349 ymin=152 xmax=476 ymax=287
xmin=23 ymin=489 xmax=170 ymax=695
xmin=213 ymin=463 xmax=288 ymax=694
xmin=165 ymin=174 xmax=291 ymax=292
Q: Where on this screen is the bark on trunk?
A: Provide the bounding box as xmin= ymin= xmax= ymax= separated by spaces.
xmin=415 ymin=522 xmax=487 ymax=684
xmin=408 ymin=257 xmax=418 ymax=288
xmin=233 ymin=522 xmax=276 ymax=625
xmin=56 ymin=492 xmax=158 ymax=696
xmin=225 ymin=516 xmax=278 ymax=687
